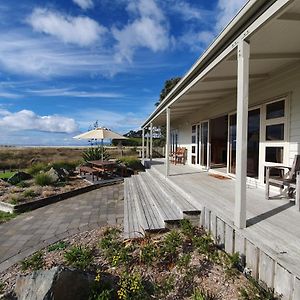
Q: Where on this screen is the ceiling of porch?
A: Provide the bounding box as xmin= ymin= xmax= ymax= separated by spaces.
xmin=152 ymin=0 xmax=300 ymax=126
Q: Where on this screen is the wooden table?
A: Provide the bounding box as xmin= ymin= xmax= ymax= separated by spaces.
xmin=88 ymin=160 xmax=117 ymax=173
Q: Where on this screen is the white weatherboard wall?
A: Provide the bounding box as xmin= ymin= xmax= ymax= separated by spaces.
xmin=171 ymin=63 xmax=300 ymax=167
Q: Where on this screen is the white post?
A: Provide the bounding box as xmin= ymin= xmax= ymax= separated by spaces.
xmin=234 ymin=40 xmax=250 ymax=229
xmin=150 ymin=122 xmax=153 ymax=164
xmin=146 ymin=129 xmax=149 ymax=159
xmin=142 ymin=128 xmax=145 ymax=163
xmin=166 ymin=108 xmax=170 ymax=177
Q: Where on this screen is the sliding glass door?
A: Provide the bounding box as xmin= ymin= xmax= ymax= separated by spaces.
xmin=200 ymin=121 xmax=209 ymax=169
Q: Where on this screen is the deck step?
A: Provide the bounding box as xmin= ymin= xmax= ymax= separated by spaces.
xmin=147 ymin=167 xmax=202 ymax=213
xmin=139 ymin=172 xmax=183 ymax=222
xmin=132 ymin=175 xmax=165 ymax=231
xmin=124 ymin=178 xmax=144 ymax=239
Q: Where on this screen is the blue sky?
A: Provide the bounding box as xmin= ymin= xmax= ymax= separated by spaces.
xmin=0 ymin=0 xmax=246 ymax=146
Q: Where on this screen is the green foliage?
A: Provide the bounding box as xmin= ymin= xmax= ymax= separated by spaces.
xmin=180 ymin=219 xmax=195 ymax=238
xmin=0 ymin=171 xmax=15 ymax=179
xmin=34 ymin=173 xmax=53 ymax=186
xmin=23 ymin=189 xmax=37 ymax=198
xmin=177 ymin=253 xmax=192 ymax=272
xmin=9 ymin=195 xmax=21 ymax=205
xmin=156 ymin=77 xmax=182 ymax=106
xmin=90 ymin=289 xmax=114 ymax=300
xmin=222 ymin=252 xmax=241 ymax=278
xmin=155 ymin=275 xmax=175 ymax=298
xmin=48 ymin=241 xmax=68 ymax=252
xmin=27 ymin=163 xmax=49 ymax=175
xmin=239 ymin=277 xmax=281 ymax=300
xmin=21 ymin=251 xmax=44 ymax=271
xmin=192 ymin=233 xmax=217 ymax=260
xmin=117 ymin=157 xmax=144 ymax=171
xmin=0 ymin=211 xmax=17 ymax=224
xmin=82 ymin=146 xmax=110 ymax=162
xmin=0 ymin=281 xmax=4 ymax=293
xmin=51 ymin=161 xmax=79 ymax=172
xmin=64 ymin=246 xmax=93 ymax=270
xmin=192 ymin=288 xmax=219 ymax=300
xmin=16 ymin=181 xmax=30 ymax=188
xmin=112 ymin=138 xmax=141 ymax=147
xmin=140 ymin=242 xmax=158 ymax=266
xmin=160 ymin=230 xmax=183 ymax=263
xmin=117 ymin=272 xmax=149 ymax=300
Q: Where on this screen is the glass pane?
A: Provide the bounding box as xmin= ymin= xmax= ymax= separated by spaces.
xmin=229 ymin=114 xmax=236 ymax=174
xmin=266 ymin=124 xmax=284 ymax=141
xmin=191 ymin=156 xmax=196 ymax=164
xmin=197 ymin=125 xmax=200 ymax=164
xmin=265 ymin=147 xmax=283 ymax=163
xmin=192 ymin=146 xmax=196 ymax=154
xmin=192 ymin=125 xmax=196 ymax=133
xmin=200 ymin=122 xmax=208 ymax=166
xmin=191 ymin=136 xmax=196 ymax=144
xmin=266 ymin=100 xmax=284 ymax=119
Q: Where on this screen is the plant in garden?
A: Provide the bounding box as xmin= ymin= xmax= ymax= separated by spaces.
xmin=23 ymin=189 xmax=37 ymax=198
xmin=16 ymin=181 xmax=30 ymax=188
xmin=192 ymin=288 xmax=219 ymax=300
xmin=64 ymin=246 xmax=93 ymax=270
xmin=139 ymin=241 xmax=158 ymax=266
xmin=180 ymin=219 xmax=195 ymax=238
xmin=154 ymin=275 xmax=175 ymax=298
xmin=89 ymin=270 xmax=115 ymax=300
xmin=117 ymin=272 xmax=149 ymax=300
xmin=9 ymin=195 xmax=21 ymax=205
xmin=27 ymin=163 xmax=49 ymax=175
xmin=221 ymin=252 xmax=241 ymax=278
xmin=34 ymin=173 xmax=53 ymax=186
xmin=0 ymin=211 xmax=17 ymax=224
xmin=192 ymin=233 xmax=217 ymax=260
xmin=48 ymin=241 xmax=68 ymax=252
xmin=21 ymin=251 xmax=44 ymax=271
xmin=0 ymin=281 xmax=4 ymax=293
xmin=82 ymin=147 xmax=110 ymax=162
xmin=239 ymin=277 xmax=281 ymax=300
xmin=160 ymin=230 xmax=183 ymax=263
xmin=176 ymin=253 xmax=192 ymax=272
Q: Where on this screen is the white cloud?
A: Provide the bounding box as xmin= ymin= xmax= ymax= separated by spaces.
xmin=0 ymin=109 xmax=78 ymax=133
xmin=28 ymin=88 xmax=123 ymax=98
xmin=216 ymin=0 xmax=247 ymax=31
xmin=73 ymin=0 xmax=94 ymax=10
xmin=112 ymin=0 xmax=170 ymax=62
xmin=0 ymin=91 xmax=22 ymax=99
xmin=179 ymin=30 xmax=215 ymax=52
xmin=27 ymin=8 xmax=106 ymax=46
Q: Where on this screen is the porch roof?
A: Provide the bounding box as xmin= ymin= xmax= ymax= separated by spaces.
xmin=142 ymin=0 xmax=300 ymax=127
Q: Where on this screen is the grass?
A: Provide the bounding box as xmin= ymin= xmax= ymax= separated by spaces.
xmin=64 ymin=246 xmax=94 ymax=270
xmin=34 ymin=173 xmax=53 ymax=186
xmin=0 ymin=171 xmax=15 ymax=179
xmin=0 ymin=211 xmax=18 ymax=224
xmin=21 ymin=251 xmax=44 ymax=271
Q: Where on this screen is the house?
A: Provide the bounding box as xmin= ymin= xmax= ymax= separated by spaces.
xmin=124 ymin=0 xmax=300 ymax=298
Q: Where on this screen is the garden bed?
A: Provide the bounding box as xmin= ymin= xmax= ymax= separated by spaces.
xmin=0 ymin=222 xmax=280 ymax=299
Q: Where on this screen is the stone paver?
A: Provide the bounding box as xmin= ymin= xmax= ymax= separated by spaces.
xmin=0 ymin=183 xmax=124 ymax=272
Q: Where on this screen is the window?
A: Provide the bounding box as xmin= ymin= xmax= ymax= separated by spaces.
xmin=265 ymin=147 xmax=284 ymax=163
xmin=266 ymin=124 xmax=284 ymax=141
xmin=266 ymin=100 xmax=285 ymax=119
xmin=192 ymin=146 xmax=196 ymax=154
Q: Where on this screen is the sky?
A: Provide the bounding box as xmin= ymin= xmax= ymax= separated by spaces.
xmin=0 ymin=0 xmax=247 ymax=146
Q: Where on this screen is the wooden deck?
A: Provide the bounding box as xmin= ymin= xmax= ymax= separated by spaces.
xmin=149 ymin=159 xmax=300 ymax=280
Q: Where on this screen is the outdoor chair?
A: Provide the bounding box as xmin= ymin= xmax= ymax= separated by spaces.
xmin=172 ymin=147 xmax=186 ymax=165
xmin=265 ymin=154 xmax=300 ymax=210
xmin=79 ymin=165 xmax=99 ymax=181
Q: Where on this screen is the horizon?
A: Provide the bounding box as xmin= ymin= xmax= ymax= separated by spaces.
xmin=0 ymin=0 xmax=247 ymax=146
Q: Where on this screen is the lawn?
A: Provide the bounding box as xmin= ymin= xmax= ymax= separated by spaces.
xmin=0 ymin=172 xmax=15 ymax=179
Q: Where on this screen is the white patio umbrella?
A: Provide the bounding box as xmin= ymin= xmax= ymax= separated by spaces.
xmin=73 ymin=127 xmax=128 ymax=161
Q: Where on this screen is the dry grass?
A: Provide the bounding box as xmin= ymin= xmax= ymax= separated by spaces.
xmin=0 ymin=147 xmax=138 ymax=171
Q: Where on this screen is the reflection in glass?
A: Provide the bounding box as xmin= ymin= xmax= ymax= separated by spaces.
xmin=266 ymin=100 xmax=284 ymax=119
xmin=200 ymin=122 xmax=208 ymax=167
xmin=266 ymin=124 xmax=284 ymax=141
xmin=265 ymin=147 xmax=283 ymax=163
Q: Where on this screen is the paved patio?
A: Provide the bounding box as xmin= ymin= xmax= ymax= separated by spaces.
xmin=0 ymin=183 xmax=124 ymax=272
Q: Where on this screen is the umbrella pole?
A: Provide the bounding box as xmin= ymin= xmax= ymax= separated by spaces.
xmin=101 ymin=139 xmax=104 ymax=161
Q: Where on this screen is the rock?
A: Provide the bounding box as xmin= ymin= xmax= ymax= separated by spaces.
xmin=15 ymin=267 xmax=93 ymax=300
xmin=45 ymin=168 xmax=68 ymax=183
xmin=7 ymin=172 xmax=32 ymax=185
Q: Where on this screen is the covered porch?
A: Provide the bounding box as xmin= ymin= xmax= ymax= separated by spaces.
xmin=148 ymin=158 xmax=300 ymax=280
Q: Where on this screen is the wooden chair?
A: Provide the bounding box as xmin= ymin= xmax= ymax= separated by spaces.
xmin=174 ymin=147 xmax=186 ymax=165
xmin=79 ymin=166 xmax=99 ymax=181
xmin=265 ymin=154 xmax=300 ymax=210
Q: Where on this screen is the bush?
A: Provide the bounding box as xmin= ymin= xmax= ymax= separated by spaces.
xmin=48 ymin=241 xmax=68 ymax=252
xmin=27 ymin=163 xmax=49 ymax=175
xmin=21 ymin=252 xmax=44 ymax=271
xmin=192 ymin=288 xmax=219 ymax=300
xmin=117 ymin=157 xmax=144 ymax=171
xmin=82 ymin=147 xmax=110 ymax=162
xmin=23 ymin=189 xmax=37 ymax=198
xmin=64 ymin=246 xmax=93 ymax=270
xmin=51 ymin=161 xmax=80 ymax=172
xmin=34 ymin=173 xmax=53 ymax=186
xmin=16 ymin=181 xmax=30 ymax=188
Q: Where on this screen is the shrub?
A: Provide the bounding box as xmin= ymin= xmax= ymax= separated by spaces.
xmin=23 ymin=189 xmax=37 ymax=198
xmin=27 ymin=163 xmax=49 ymax=175
xmin=64 ymin=246 xmax=93 ymax=270
xmin=140 ymin=242 xmax=158 ymax=266
xmin=117 ymin=157 xmax=144 ymax=171
xmin=21 ymin=251 xmax=43 ymax=271
xmin=180 ymin=219 xmax=194 ymax=238
xmin=82 ymin=147 xmax=110 ymax=162
xmin=160 ymin=230 xmax=183 ymax=263
xmin=192 ymin=233 xmax=216 ymax=260
xmin=16 ymin=181 xmax=30 ymax=188
xmin=51 ymin=161 xmax=80 ymax=172
xmin=192 ymin=288 xmax=219 ymax=300
xmin=118 ymin=272 xmax=149 ymax=300
xmin=48 ymin=241 xmax=68 ymax=252
xmin=35 ymin=173 xmax=53 ymax=186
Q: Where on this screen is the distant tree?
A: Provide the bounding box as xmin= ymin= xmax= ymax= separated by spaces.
xmin=155 ymin=77 xmax=181 ymax=107
xmin=124 ymin=130 xmax=143 ymax=138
